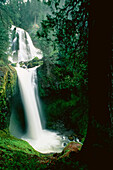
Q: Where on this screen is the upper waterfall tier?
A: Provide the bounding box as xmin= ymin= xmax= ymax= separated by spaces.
xmin=9 ymin=25 xmax=43 ymax=63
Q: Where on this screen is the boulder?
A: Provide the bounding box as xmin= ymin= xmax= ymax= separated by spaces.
xmin=62 ymin=142 xmax=82 ymax=158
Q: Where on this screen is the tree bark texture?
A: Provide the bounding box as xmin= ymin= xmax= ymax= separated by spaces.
xmin=80 ymin=1 xmax=113 ymax=169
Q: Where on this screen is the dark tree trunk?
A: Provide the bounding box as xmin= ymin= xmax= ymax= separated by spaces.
xmin=80 ymin=1 xmax=113 ymax=169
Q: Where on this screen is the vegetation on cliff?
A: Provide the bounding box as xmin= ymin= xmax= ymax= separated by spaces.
xmin=0 ymin=61 xmax=17 ymax=130
xmin=36 ymin=0 xmax=89 ymax=138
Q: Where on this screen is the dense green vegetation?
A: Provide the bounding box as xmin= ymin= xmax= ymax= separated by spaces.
xmin=0 ymin=62 xmax=17 ymax=130
xmin=21 ymin=57 xmax=43 ymax=68
xmin=0 ymin=0 xmax=113 ymax=169
xmin=0 ymin=130 xmax=45 ymax=169
xmin=37 ymin=0 xmax=89 ymax=137
xmin=6 ymin=0 xmax=49 ymax=32
xmin=11 ymin=57 xmax=43 ymax=68
xmin=0 ymin=1 xmax=11 ymax=62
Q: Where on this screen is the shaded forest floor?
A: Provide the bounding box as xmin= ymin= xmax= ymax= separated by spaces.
xmin=0 ymin=130 xmax=87 ymax=169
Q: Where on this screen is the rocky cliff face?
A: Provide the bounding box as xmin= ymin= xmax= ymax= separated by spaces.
xmin=0 ymin=64 xmax=17 ymax=130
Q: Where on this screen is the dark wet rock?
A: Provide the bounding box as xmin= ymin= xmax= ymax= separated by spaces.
xmin=68 ymin=136 xmax=74 ymax=141
xmin=61 ymin=142 xmax=82 ymax=158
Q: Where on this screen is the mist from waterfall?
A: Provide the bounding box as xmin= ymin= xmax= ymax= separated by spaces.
xmin=9 ymin=26 xmax=69 ymax=153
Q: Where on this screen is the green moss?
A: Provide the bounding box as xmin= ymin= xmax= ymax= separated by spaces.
xmin=0 ymin=130 xmax=87 ymax=169
xmin=0 ymin=130 xmax=49 ymax=169
xmin=19 ymin=57 xmax=43 ymax=68
xmin=0 ymin=130 xmax=40 ymax=155
xmin=0 ymin=130 xmax=84 ymax=169
xmin=0 ymin=63 xmax=17 ymax=130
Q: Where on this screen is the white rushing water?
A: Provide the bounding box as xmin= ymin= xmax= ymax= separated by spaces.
xmin=14 ymin=66 xmax=67 ymax=153
xmin=9 ymin=25 xmax=43 ymax=63
xmin=16 ymin=66 xmax=42 ymax=139
xmin=9 ymin=26 xmax=69 ymax=153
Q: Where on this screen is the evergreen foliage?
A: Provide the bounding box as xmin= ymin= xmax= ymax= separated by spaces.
xmin=0 ymin=0 xmax=49 ymax=62
xmin=37 ymin=0 xmax=89 ymax=93
xmin=6 ymin=0 xmax=49 ymax=32
xmin=37 ymin=0 xmax=89 ymax=136
xmin=0 ymin=1 xmax=11 ymax=62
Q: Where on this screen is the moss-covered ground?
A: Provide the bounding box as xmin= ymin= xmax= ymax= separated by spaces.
xmin=0 ymin=130 xmax=87 ymax=170
xmin=0 ymin=130 xmax=51 ymax=169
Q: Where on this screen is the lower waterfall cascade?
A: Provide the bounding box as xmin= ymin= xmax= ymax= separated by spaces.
xmin=9 ymin=26 xmax=69 ymax=153
xmin=10 ymin=65 xmax=69 ymax=153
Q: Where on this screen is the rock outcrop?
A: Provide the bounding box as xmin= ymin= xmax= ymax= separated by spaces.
xmin=62 ymin=142 xmax=82 ymax=157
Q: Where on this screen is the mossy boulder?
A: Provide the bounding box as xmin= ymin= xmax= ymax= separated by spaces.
xmin=19 ymin=57 xmax=43 ymax=68
xmin=61 ymin=142 xmax=82 ymax=158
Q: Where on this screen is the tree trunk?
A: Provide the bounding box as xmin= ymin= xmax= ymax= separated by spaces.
xmin=80 ymin=1 xmax=113 ymax=169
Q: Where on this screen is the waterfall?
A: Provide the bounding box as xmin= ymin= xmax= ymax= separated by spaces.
xmin=9 ymin=26 xmax=69 ymax=153
xmin=16 ymin=66 xmax=42 ymax=139
xmin=9 ymin=25 xmax=43 ymax=63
